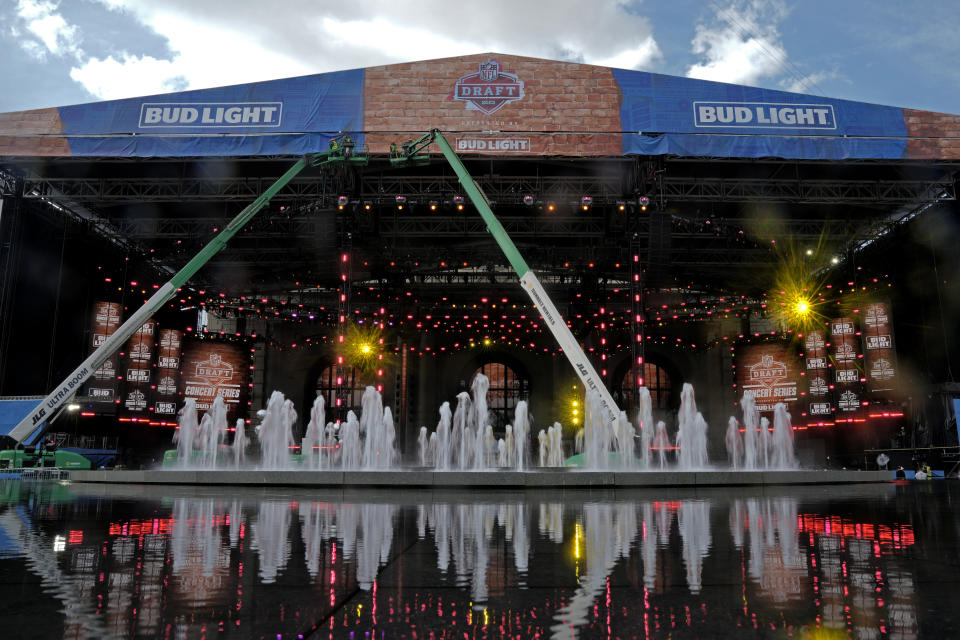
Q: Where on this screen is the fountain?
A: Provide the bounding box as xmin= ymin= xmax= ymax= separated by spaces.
xmin=435 ymin=402 xmax=452 ymax=470
xmin=676 ymin=383 xmax=708 ymax=470
xmin=258 ymin=391 xmax=296 ymax=469
xmin=232 ymin=418 xmax=249 ymax=467
xmin=636 ymin=386 xmax=654 ymax=468
xmin=652 ymin=421 xmax=671 ymax=469
xmin=417 ymin=426 xmax=429 ymax=467
xmin=770 ymin=403 xmax=798 ymax=469
xmin=301 ymin=395 xmax=325 ymax=469
xmin=160 ymin=369 xmax=814 ymax=481
xmin=472 ymin=374 xmax=491 ymax=470
xmin=742 ymin=391 xmax=760 ymax=470
xmin=172 ymin=398 xmax=198 ymax=466
xmin=513 ymin=401 xmax=529 ymax=470
xmin=725 ymin=417 xmax=743 ymax=469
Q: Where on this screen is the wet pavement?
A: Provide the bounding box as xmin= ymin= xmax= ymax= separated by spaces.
xmin=0 ymin=479 xmax=956 ymax=639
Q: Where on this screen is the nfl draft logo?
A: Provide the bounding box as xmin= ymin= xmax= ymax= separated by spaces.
xmin=453 ymin=60 xmax=525 ymax=114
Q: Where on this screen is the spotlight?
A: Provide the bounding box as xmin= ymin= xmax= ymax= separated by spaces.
xmin=395 ymin=195 xmax=406 ymax=210
xmin=453 ymin=194 xmax=465 ymax=211
xmin=337 ymin=195 xmax=349 ymax=210
xmin=547 ymin=202 xmax=556 ymax=212
xmin=616 ymin=201 xmax=627 ymax=212
xmin=523 ymin=195 xmax=535 ymax=206
xmin=581 ymin=196 xmax=593 ymax=211
xmin=429 ymin=201 xmax=438 ymax=212
xmin=639 ymin=195 xmax=650 ymax=212
xmin=363 ymin=201 xmax=372 ymax=211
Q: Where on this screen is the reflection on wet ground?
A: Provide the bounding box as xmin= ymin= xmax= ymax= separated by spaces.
xmin=0 ymin=479 xmax=956 ymax=639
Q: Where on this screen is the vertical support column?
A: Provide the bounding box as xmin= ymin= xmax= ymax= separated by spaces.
xmin=375 ymin=282 xmax=384 ymax=395
xmin=395 ymin=342 xmax=408 ymax=452
xmin=599 ymin=291 xmax=609 ymax=381
xmin=250 ymin=341 xmax=267 ymax=422
xmin=334 ymin=223 xmax=353 ymax=423
xmin=629 ymin=229 xmax=645 ymax=408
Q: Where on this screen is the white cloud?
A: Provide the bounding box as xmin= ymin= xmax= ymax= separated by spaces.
xmin=14 ymin=0 xmax=83 ymax=60
xmin=69 ymin=54 xmax=182 ymax=100
xmin=686 ymin=0 xmax=788 ymax=86
xmin=781 ymin=69 xmax=838 ymax=95
xmin=69 ymin=0 xmax=661 ymax=100
xmin=593 ymin=40 xmax=663 ymax=71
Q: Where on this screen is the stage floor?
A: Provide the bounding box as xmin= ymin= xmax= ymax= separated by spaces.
xmin=67 ymin=468 xmax=894 ymax=488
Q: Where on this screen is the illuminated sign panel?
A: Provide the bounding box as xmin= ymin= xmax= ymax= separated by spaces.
xmin=87 ymin=301 xmax=122 ymax=405
xmin=736 ymin=343 xmax=800 ymax=414
xmin=862 ymin=302 xmax=897 ymax=392
xmin=180 ymin=341 xmax=248 ymax=422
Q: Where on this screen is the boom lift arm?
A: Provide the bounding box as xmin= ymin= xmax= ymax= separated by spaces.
xmin=418 ymin=129 xmax=620 ymax=417
xmin=7 ymin=143 xmax=367 ymax=444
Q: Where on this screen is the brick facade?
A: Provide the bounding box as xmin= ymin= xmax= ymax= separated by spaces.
xmin=363 ymin=53 xmax=622 ymax=156
xmin=904 ymin=108 xmax=960 ymax=159
xmin=0 ymin=107 xmax=69 ymax=157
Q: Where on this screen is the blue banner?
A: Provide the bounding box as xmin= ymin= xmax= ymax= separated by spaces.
xmin=59 ymin=69 xmax=365 ymax=157
xmin=612 ymin=69 xmax=908 ymax=160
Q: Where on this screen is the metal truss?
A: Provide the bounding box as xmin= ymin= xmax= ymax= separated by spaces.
xmin=113 ymin=215 xmax=331 ymax=240
xmin=360 ymin=174 xmax=632 ymax=203
xmin=106 ymin=212 xmax=861 ymax=243
xmin=660 ymin=176 xmax=956 ymax=203
xmin=0 ymin=169 xmax=17 ymax=196
xmin=21 ymin=177 xmax=330 ymax=204
xmin=18 ymin=173 xmax=956 ymax=205
xmin=378 ymin=215 xmax=607 ymax=237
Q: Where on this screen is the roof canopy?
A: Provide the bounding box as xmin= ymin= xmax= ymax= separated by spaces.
xmin=1 ymin=53 xmax=957 ymax=161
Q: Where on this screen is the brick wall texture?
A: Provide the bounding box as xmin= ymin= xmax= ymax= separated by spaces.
xmin=904 ymin=108 xmax=960 ymax=159
xmin=0 ymin=107 xmax=69 ymax=156
xmin=363 ymin=53 xmax=622 ymax=156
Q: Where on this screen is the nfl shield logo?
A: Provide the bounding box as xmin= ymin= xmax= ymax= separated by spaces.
xmin=453 ymin=60 xmax=525 ymax=115
xmin=479 ymin=61 xmax=499 ymax=81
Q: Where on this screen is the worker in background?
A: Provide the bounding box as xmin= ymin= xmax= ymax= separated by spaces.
xmin=341 ymin=135 xmax=354 ymax=159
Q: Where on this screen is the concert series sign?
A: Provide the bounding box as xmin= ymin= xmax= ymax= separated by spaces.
xmin=735 ymin=343 xmax=800 ymax=414
xmin=180 ymin=341 xmax=248 ymax=423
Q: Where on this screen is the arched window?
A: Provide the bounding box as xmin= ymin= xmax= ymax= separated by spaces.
xmin=316 ymin=364 xmax=370 ymax=417
xmin=469 ymin=362 xmax=530 ymax=432
xmin=620 ymin=362 xmax=672 ymax=411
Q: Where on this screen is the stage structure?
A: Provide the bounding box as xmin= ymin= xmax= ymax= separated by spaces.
xmin=1 ymin=53 xmax=958 ymax=459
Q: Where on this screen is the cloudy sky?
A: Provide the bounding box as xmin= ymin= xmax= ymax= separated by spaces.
xmin=1 ymin=0 xmax=957 ymax=114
